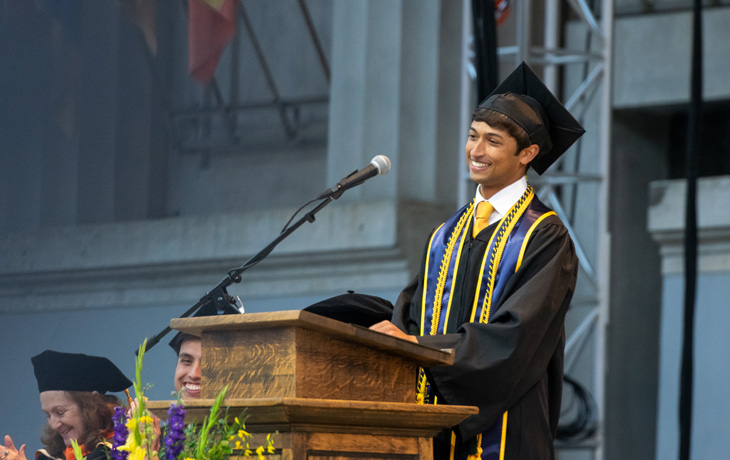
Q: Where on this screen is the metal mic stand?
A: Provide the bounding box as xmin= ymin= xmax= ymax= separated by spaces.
xmin=138 ymin=195 xmax=337 ymax=354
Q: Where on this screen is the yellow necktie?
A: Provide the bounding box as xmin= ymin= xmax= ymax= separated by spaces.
xmin=473 ymin=201 xmax=494 ymax=237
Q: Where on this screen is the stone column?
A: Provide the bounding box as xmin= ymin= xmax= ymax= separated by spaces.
xmin=327 ymin=0 xmax=464 ymax=205
xmin=327 ymin=0 xmax=401 ymax=202
xmin=648 ymin=176 xmax=730 ymax=460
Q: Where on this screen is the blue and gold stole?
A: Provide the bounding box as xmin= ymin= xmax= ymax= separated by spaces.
xmin=416 ymin=184 xmax=556 ymax=459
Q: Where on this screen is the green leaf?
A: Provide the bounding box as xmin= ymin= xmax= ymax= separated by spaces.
xmin=69 ymin=440 xmax=84 ymax=460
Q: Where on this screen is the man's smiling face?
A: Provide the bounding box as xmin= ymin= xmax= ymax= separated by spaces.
xmin=465 ymin=120 xmax=536 ymax=199
xmin=174 ymin=338 xmax=202 ymax=399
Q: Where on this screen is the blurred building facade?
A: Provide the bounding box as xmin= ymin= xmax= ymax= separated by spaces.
xmin=1 ymin=1 xmax=730 ymax=459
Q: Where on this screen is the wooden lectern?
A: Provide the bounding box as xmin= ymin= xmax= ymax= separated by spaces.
xmin=148 ymin=310 xmax=477 ymax=459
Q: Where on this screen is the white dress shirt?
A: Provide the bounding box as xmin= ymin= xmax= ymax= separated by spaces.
xmin=473 ymin=176 xmax=528 ymax=226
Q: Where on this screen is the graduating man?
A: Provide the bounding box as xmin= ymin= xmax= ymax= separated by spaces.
xmin=370 ymin=62 xmax=585 ymax=459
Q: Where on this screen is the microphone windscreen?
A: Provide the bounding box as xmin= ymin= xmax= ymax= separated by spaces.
xmin=371 ymin=155 xmax=391 ymax=175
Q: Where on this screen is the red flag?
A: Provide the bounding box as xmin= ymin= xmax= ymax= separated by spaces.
xmin=188 ymin=0 xmax=237 ymax=83
xmin=495 ymin=0 xmax=510 ymax=25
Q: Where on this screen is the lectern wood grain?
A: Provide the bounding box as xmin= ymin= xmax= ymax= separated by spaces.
xmin=204 ymin=327 xmax=415 ymax=402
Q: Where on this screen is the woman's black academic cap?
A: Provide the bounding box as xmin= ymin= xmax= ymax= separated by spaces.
xmin=31 ymin=350 xmax=132 ymax=393
xmin=477 ymin=62 xmax=586 ymax=175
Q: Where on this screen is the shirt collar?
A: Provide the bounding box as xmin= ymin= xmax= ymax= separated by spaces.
xmin=473 ymin=176 xmax=528 ymax=224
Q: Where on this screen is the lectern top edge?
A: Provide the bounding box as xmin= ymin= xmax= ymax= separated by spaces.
xmin=170 ymin=309 xmax=454 ymax=366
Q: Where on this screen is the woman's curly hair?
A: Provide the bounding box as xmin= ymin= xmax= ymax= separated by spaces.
xmin=41 ymin=391 xmax=121 ymax=457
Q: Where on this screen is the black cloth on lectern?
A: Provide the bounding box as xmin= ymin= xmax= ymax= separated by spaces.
xmin=303 ymin=293 xmax=394 ymax=327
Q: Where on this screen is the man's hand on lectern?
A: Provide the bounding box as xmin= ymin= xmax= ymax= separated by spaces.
xmin=369 ymin=320 xmax=418 ymax=343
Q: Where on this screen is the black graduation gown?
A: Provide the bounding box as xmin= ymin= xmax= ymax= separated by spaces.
xmin=36 ymin=443 xmax=110 ymax=460
xmin=392 ymin=213 xmax=578 ymax=459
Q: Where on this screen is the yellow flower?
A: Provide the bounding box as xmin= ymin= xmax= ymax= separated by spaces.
xmin=235 ymin=441 xmax=242 ymax=449
xmin=256 ymin=445 xmax=265 ymax=459
xmin=118 ymin=436 xmax=138 ymax=452
xmin=126 ymin=418 xmax=138 ymax=432
xmin=127 ymin=446 xmax=146 ymax=460
xmin=139 ymin=416 xmax=154 ymax=425
xmin=237 ymin=429 xmax=249 ymax=438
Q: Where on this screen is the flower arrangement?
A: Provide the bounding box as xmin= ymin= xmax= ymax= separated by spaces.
xmin=81 ymin=339 xmax=275 ymax=460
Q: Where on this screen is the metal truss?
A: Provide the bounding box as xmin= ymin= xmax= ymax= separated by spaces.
xmin=171 ymin=0 xmax=331 ymax=155
xmin=460 ymin=0 xmax=613 ymax=458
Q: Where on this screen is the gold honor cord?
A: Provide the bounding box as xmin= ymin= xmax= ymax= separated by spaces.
xmin=429 ymin=202 xmax=474 ymax=336
xmin=417 ymin=202 xmax=474 ymax=404
xmin=472 ymin=185 xmax=534 ymax=325
xmin=420 ymin=222 xmax=446 ymax=337
xmin=442 ymin=214 xmax=472 ymax=334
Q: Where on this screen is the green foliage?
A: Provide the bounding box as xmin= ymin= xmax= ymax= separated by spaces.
xmin=116 ymin=339 xmax=275 ymax=460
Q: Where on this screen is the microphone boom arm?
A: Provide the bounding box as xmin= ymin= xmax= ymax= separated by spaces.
xmin=139 ymin=195 xmax=337 ymax=354
xmin=139 ymin=155 xmax=390 ymax=354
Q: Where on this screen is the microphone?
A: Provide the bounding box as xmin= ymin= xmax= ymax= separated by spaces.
xmin=317 ymin=155 xmax=391 ymax=199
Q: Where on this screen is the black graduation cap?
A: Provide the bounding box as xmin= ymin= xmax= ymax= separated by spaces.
xmin=303 ymin=292 xmax=394 ymax=328
xmin=31 ymin=350 xmax=132 ymax=393
xmin=168 ymin=301 xmax=241 ymax=354
xmin=477 ymin=62 xmax=586 ymax=175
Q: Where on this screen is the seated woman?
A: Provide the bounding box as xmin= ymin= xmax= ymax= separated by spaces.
xmin=1 ymin=350 xmax=132 ymax=460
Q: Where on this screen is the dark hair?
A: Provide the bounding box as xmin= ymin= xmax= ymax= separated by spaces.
xmin=172 ymin=333 xmax=199 ymax=356
xmin=472 ymin=108 xmax=533 ymax=154
xmin=40 ymin=391 xmax=121 ymax=457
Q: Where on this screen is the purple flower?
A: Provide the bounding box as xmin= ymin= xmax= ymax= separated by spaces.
xmin=163 ymin=404 xmax=186 ymax=460
xmin=111 ymin=406 xmax=129 ymax=460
